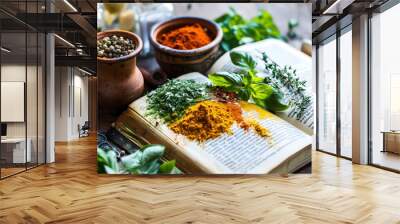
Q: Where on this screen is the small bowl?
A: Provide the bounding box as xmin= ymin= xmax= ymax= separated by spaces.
xmin=97 ymin=30 xmax=144 ymax=113
xmin=150 ymin=16 xmax=223 ymax=77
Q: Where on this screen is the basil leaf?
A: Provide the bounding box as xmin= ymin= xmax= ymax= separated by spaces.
xmin=140 ymin=144 xmax=165 ymax=165
xmin=238 ymin=88 xmax=250 ymax=101
xmin=252 ymin=75 xmax=265 ymax=83
xmin=138 ymin=160 xmax=160 ymax=174
xmin=159 ymin=160 xmax=176 ymax=174
xmin=251 ymin=10 xmax=280 ymax=38
xmin=97 ymin=147 xmax=126 ymax=174
xmin=104 ymin=166 xmax=119 ymax=174
xmin=97 ymin=148 xmax=108 ymax=164
xmin=264 ymin=90 xmax=289 ymax=112
xmin=215 ymin=9 xmax=281 ymax=52
xmin=250 ymin=83 xmax=273 ymax=100
xmin=242 ymin=73 xmax=252 ymax=86
xmin=253 ymin=98 xmax=266 ymax=108
xmin=230 ymin=51 xmax=257 ymax=70
xmin=209 ymin=72 xmax=242 ymax=87
xmin=170 ymin=167 xmax=182 ymax=174
xmin=238 ymin=37 xmax=254 ymax=45
xmin=97 ymin=148 xmax=109 ymax=173
xmin=105 ymin=150 xmax=119 ymax=171
xmin=121 ymin=150 xmax=142 ymax=172
xmin=215 ymin=13 xmax=231 ymax=24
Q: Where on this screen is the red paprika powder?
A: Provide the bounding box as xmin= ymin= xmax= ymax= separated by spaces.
xmin=157 ymin=23 xmax=212 ymax=50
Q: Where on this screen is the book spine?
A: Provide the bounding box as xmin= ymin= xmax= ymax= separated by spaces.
xmin=105 ymin=127 xmax=141 ymax=155
xmin=114 ymin=108 xmax=212 ymax=174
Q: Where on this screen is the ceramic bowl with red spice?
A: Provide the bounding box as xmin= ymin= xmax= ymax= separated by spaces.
xmin=150 ymin=16 xmax=223 ymax=77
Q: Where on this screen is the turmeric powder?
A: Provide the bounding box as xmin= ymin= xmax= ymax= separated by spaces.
xmin=157 ymin=23 xmax=212 ymax=50
xmin=169 ymin=100 xmax=234 ymax=142
xmin=246 ymin=119 xmax=271 ymax=137
xmin=169 ymin=100 xmax=271 ymax=142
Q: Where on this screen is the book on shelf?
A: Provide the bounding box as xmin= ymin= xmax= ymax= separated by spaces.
xmin=113 ymin=39 xmax=313 ymax=174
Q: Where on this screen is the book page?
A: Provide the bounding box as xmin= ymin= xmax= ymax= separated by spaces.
xmin=208 ymin=39 xmax=314 ymax=134
xmin=129 ymin=73 xmax=311 ymax=174
xmin=203 ymin=105 xmax=311 ymax=173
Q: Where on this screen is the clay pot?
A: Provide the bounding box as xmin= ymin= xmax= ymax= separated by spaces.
xmin=150 ymin=17 xmax=223 ymax=77
xmin=97 ymin=30 xmax=144 ymax=113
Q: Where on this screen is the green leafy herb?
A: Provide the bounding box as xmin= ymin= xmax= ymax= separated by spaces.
xmin=97 ymin=147 xmax=122 ymax=174
xmin=210 ymin=50 xmax=310 ymax=116
xmin=97 ymin=144 xmax=181 ymax=175
xmin=262 ymin=53 xmax=311 ymax=118
xmin=208 ymin=71 xmax=242 ymax=87
xmin=209 ymin=51 xmax=275 ymax=108
xmin=146 ymin=79 xmax=209 ymax=123
xmin=215 ymin=8 xmax=281 ymax=52
xmin=262 ymin=90 xmax=290 ymax=112
xmin=159 ymin=160 xmax=178 ymax=174
xmin=230 ymin=51 xmax=257 ymax=71
xmin=249 ymin=83 xmax=273 ymax=100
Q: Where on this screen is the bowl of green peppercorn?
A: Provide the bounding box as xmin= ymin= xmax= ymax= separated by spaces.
xmin=97 ymin=30 xmax=144 ymax=113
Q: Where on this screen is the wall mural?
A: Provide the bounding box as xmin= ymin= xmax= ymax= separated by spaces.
xmin=96 ymin=3 xmax=314 ymax=175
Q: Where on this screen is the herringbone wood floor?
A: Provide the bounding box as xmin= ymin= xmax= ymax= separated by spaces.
xmin=0 ymin=135 xmax=399 ymax=224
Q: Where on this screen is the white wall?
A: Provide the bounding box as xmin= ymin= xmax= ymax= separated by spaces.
xmin=55 ymin=66 xmax=70 ymax=141
xmin=72 ymin=73 xmax=89 ymax=138
xmin=1 ymin=65 xmax=31 ymax=138
xmin=54 ymin=67 xmax=89 ymax=141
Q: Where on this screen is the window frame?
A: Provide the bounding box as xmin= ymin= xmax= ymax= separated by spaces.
xmin=315 ymin=23 xmax=352 ymax=161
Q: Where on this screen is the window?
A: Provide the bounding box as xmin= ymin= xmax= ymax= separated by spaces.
xmin=317 ymin=36 xmax=337 ymax=155
xmin=316 ymin=26 xmax=353 ymax=159
xmin=370 ymin=3 xmax=400 ymax=171
xmin=0 ymin=0 xmax=47 ymax=179
xmin=339 ymin=28 xmax=352 ymax=158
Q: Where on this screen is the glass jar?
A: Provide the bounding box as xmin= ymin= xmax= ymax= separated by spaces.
xmin=137 ymin=3 xmax=174 ymax=57
xmin=98 ymin=3 xmax=140 ymax=33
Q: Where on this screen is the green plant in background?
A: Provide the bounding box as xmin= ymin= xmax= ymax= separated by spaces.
xmin=209 ymin=51 xmax=288 ymax=112
xmin=281 ymin=19 xmax=300 ymax=42
xmin=287 ymin=19 xmax=299 ymax=39
xmin=98 ymin=144 xmax=180 ymax=174
xmin=215 ymin=8 xmax=281 ymax=52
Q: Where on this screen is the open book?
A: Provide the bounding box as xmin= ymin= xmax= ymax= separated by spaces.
xmin=210 ymin=39 xmax=314 ymax=134
xmin=114 ymin=39 xmax=312 ymax=174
